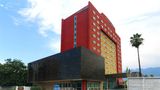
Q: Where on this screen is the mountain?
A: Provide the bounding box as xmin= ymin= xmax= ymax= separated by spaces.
xmin=131 ymin=67 xmax=160 ymax=77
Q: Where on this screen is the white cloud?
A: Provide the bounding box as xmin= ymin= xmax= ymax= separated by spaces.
xmin=0 ymin=4 xmax=4 ymax=7
xmin=48 ymin=37 xmax=61 ymax=53
xmin=19 ymin=0 xmax=160 ymax=70
xmin=19 ymin=0 xmax=88 ymax=37
xmin=19 ymin=0 xmax=63 ymax=36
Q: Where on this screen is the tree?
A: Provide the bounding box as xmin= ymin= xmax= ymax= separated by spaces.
xmin=130 ymin=33 xmax=144 ymax=77
xmin=0 ymin=59 xmax=27 ymax=86
xmin=150 ymin=74 xmax=154 ymax=77
xmin=126 ymin=67 xmax=131 ymax=77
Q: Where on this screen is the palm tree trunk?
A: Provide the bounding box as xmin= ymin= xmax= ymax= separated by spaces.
xmin=137 ymin=47 xmax=142 ymax=77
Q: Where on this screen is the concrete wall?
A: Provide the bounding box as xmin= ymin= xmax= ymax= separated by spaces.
xmin=0 ymin=86 xmax=30 ymax=90
xmin=128 ymin=77 xmax=160 ymax=90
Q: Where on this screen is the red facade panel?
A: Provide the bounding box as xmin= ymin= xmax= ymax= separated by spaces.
xmin=76 ymin=8 xmax=89 ymax=49
xmin=61 ymin=6 xmax=89 ymax=52
xmin=61 ymin=17 xmax=74 ymax=52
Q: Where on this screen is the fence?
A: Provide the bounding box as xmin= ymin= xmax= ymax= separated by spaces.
xmin=128 ymin=77 xmax=160 ymax=90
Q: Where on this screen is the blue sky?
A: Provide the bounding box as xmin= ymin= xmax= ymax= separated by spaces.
xmin=0 ymin=0 xmax=60 ymax=64
xmin=1 ymin=0 xmax=160 ymax=70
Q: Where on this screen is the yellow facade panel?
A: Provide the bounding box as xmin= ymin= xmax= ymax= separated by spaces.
xmin=101 ymin=32 xmax=117 ymax=75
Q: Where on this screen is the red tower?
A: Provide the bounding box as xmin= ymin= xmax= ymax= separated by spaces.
xmin=61 ymin=2 xmax=122 ymax=84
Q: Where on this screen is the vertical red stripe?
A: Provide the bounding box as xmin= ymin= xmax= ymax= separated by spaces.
xmin=82 ymin=80 xmax=87 ymax=90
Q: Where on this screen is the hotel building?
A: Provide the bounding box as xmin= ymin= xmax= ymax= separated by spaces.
xmin=61 ymin=2 xmax=122 ymax=78
xmin=28 ymin=2 xmax=122 ymax=90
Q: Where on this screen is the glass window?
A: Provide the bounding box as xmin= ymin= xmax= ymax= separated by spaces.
xmin=53 ymin=81 xmax=82 ymax=90
xmin=101 ymin=20 xmax=103 ymax=23
xmin=92 ymin=16 xmax=96 ymax=20
xmin=97 ymin=15 xmax=99 ymax=19
xmin=74 ymin=33 xmax=76 ymax=36
xmin=101 ymin=25 xmax=103 ymax=28
xmin=92 ymin=40 xmax=96 ymax=44
xmin=93 ymin=47 xmax=96 ymax=50
xmin=110 ymin=34 xmax=112 ymax=37
xmin=97 ymin=37 xmax=100 ymax=41
xmin=92 ymin=34 xmax=96 ymax=38
xmin=107 ymin=27 xmax=110 ymax=30
xmin=93 ymin=22 xmax=96 ymax=26
xmin=97 ymin=32 xmax=100 ymax=35
xmin=87 ymin=81 xmax=100 ymax=90
xmin=97 ymin=20 xmax=100 ymax=24
xmin=97 ymin=43 xmax=100 ymax=46
xmin=92 ymin=28 xmax=96 ymax=32
xmin=92 ymin=10 xmax=96 ymax=14
xmin=104 ymin=28 xmax=107 ymax=31
xmin=74 ymin=16 xmax=77 ymax=48
xmin=74 ymin=42 xmax=76 ymax=48
xmin=97 ymin=26 xmax=100 ymax=30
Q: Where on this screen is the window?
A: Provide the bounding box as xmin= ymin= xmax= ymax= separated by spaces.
xmin=74 ymin=21 xmax=77 ymax=25
xmin=97 ymin=26 xmax=100 ymax=29
xmin=92 ymin=40 xmax=96 ymax=44
xmin=97 ymin=43 xmax=100 ymax=46
xmin=74 ymin=36 xmax=76 ymax=40
xmin=92 ymin=10 xmax=96 ymax=14
xmin=101 ymin=20 xmax=103 ymax=23
xmin=108 ymin=32 xmax=110 ymax=35
xmin=93 ymin=47 xmax=96 ymax=50
xmin=104 ymin=23 xmax=106 ymax=26
xmin=110 ymin=34 xmax=112 ymax=37
xmin=101 ymin=25 xmax=103 ymax=28
xmin=74 ymin=42 xmax=76 ymax=47
xmin=92 ymin=34 xmax=96 ymax=38
xmin=74 ymin=32 xmax=76 ymax=37
xmin=54 ymin=81 xmax=82 ymax=90
xmin=97 ymin=20 xmax=99 ymax=24
xmin=92 ymin=16 xmax=96 ymax=20
xmin=104 ymin=28 xmax=107 ymax=31
xmin=87 ymin=82 xmax=100 ymax=90
xmin=97 ymin=15 xmax=99 ymax=19
xmin=74 ymin=16 xmax=77 ymax=48
xmin=93 ymin=22 xmax=96 ymax=26
xmin=92 ymin=28 xmax=96 ymax=32
xmin=97 ymin=32 xmax=100 ymax=35
xmin=97 ymin=37 xmax=100 ymax=41
xmin=107 ymin=27 xmax=110 ymax=30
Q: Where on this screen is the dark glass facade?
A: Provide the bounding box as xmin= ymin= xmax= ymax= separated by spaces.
xmin=28 ymin=47 xmax=105 ymax=83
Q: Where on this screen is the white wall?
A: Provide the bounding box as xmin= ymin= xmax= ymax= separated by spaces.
xmin=128 ymin=77 xmax=160 ymax=90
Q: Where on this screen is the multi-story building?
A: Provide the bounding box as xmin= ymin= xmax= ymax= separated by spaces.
xmin=28 ymin=2 xmax=123 ymax=90
xmin=61 ymin=2 xmax=122 ymax=77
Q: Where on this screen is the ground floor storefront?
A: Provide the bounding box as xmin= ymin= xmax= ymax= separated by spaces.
xmin=37 ymin=79 xmax=117 ymax=90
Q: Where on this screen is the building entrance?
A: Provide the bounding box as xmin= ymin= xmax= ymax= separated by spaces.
xmin=53 ymin=81 xmax=81 ymax=90
xmin=53 ymin=81 xmax=101 ymax=90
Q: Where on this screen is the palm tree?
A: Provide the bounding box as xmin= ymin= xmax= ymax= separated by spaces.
xmin=130 ymin=33 xmax=144 ymax=77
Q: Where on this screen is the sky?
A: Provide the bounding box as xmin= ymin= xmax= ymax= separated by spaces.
xmin=0 ymin=0 xmax=160 ymax=70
